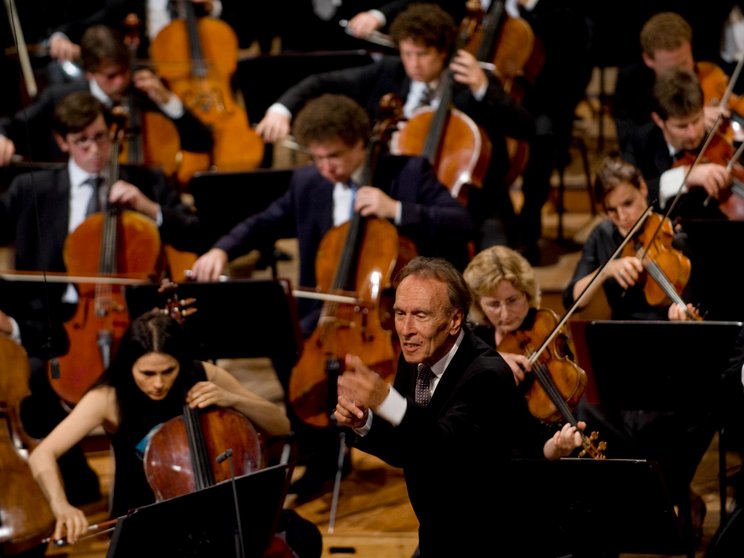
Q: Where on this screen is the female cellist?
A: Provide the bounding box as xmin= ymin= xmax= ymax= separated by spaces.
xmin=28 ymin=309 xmax=290 ymax=544
xmin=563 ymin=156 xmax=699 ymax=322
xmin=190 ymin=93 xmax=473 ymax=499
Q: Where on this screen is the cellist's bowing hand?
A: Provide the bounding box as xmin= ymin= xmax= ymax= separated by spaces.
xmin=346 ymin=11 xmax=384 ymax=38
xmin=354 ymin=186 xmax=399 ymax=219
xmin=686 ymin=162 xmax=731 ymax=199
xmin=256 ymin=109 xmax=291 ymax=143
xmin=190 ymin=248 xmax=229 ymax=281
xmin=132 ymin=69 xmax=174 ymax=106
xmin=52 ymin=501 xmax=88 ymax=545
xmin=498 ymin=351 xmax=530 ymax=385
xmin=543 ymin=421 xmax=587 ymax=460
xmin=48 ymin=34 xmax=80 ymax=62
xmin=605 ymin=256 xmax=644 ymax=290
xmin=449 ymin=49 xmax=488 ymax=96
xmin=186 ymin=380 xmax=232 ymax=409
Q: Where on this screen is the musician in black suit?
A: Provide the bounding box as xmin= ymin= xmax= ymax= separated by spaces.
xmin=0 ymin=90 xmax=201 ymax=505
xmin=334 ymin=256 xmax=584 ymax=557
xmin=190 ymin=93 xmax=474 ymax=500
xmin=0 ymin=24 xmax=212 ymax=167
xmin=256 ymin=3 xmax=535 ymax=252
xmin=622 ymin=67 xmax=731 ymax=221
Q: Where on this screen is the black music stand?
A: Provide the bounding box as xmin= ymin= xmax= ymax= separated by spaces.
xmin=677 ymin=218 xmax=744 ymax=321
xmin=106 ymin=463 xmax=292 ymax=558
xmin=505 ymin=458 xmax=685 ymax=556
xmin=576 ymin=319 xmax=743 ymax=545
xmin=188 ymin=169 xmax=294 ymax=275
xmin=235 ymin=50 xmax=375 ymax=128
xmin=124 ymin=278 xmax=303 ymax=365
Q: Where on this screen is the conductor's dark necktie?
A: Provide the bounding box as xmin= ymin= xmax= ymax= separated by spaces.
xmin=415 ymin=363 xmax=433 ymax=406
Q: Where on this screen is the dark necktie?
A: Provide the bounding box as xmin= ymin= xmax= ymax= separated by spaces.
xmin=417 ymin=85 xmax=434 ymax=109
xmin=84 ymin=176 xmax=105 ymax=216
xmin=415 ymin=363 xmax=433 ymax=406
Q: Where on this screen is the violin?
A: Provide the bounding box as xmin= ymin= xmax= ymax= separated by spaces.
xmin=49 ymin=123 xmax=165 ymax=406
xmin=0 ymin=337 xmax=55 ymax=555
xmin=498 ymin=308 xmax=606 ymax=459
xmin=620 ymin=211 xmax=702 ymax=321
xmin=673 ymin=130 xmax=744 ymax=221
xmin=289 ymin=102 xmax=417 ymax=428
xmin=149 ymin=0 xmax=264 ymax=185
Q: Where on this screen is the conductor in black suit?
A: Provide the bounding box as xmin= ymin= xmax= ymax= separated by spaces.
xmin=256 ymin=3 xmax=535 ymax=252
xmin=190 ymin=93 xmax=474 ymax=500
xmin=334 ymin=256 xmax=585 ymax=557
xmin=0 ymin=90 xmax=201 ymax=505
xmin=0 ymin=24 xmax=212 ymax=167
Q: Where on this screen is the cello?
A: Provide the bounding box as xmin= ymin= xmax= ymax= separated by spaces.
xmin=391 ymin=11 xmax=492 ymax=206
xmin=463 ymin=0 xmax=543 ymax=187
xmin=149 ymin=0 xmax=264 ymax=185
xmin=0 ymin=337 xmax=55 ymax=555
xmin=289 ymin=105 xmax=417 ymax=428
xmin=49 ymin=122 xmax=164 ymax=406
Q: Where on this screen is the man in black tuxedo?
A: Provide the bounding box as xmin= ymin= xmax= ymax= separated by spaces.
xmin=0 ymin=90 xmax=202 ymax=505
xmin=190 ymin=93 xmax=474 ymax=500
xmin=334 ymin=256 xmax=585 ymax=557
xmin=622 ymin=67 xmax=732 ymax=221
xmin=256 ymin=3 xmax=535 ymax=253
xmin=612 ymin=11 xmax=724 ymax=154
xmin=0 ymin=24 xmax=212 ymax=167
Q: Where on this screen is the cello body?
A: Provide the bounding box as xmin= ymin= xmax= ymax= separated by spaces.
xmin=392 ymin=107 xmax=492 ymax=205
xmin=0 ymin=338 xmax=55 ymax=555
xmin=149 ymin=8 xmax=264 ymax=185
xmin=50 ymin=210 xmax=163 ymax=406
xmin=143 ymin=408 xmax=264 ymax=501
xmin=289 ymin=217 xmax=416 ymax=428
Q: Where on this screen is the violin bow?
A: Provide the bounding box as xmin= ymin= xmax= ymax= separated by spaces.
xmin=528 ymin=206 xmax=653 ymax=366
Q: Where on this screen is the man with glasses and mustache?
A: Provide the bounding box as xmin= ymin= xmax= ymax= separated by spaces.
xmin=0 ymin=89 xmax=202 ymax=507
xmin=0 ymin=24 xmax=212 ymax=167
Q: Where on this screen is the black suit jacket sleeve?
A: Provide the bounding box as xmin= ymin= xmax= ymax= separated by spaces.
xmin=119 ymin=165 xmax=202 ymax=252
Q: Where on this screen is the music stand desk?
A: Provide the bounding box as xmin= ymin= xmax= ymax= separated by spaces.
xmin=507 ymin=458 xmax=686 ymax=556
xmin=188 ymin=169 xmax=294 ymax=269
xmin=106 ymin=463 xmax=291 ymax=558
xmin=572 ymin=319 xmax=743 ymax=533
xmin=124 ymin=278 xmax=302 ymax=365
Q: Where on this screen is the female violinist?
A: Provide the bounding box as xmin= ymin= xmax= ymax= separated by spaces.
xmin=191 ymin=94 xmax=473 ymax=500
xmin=463 ymin=245 xmax=596 ymax=453
xmin=28 ymin=310 xmax=291 ymax=545
xmin=562 ymin=156 xmax=698 ymax=321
